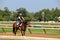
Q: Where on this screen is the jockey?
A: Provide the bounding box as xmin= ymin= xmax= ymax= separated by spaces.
xmin=17 ymin=12 xmax=24 ymax=27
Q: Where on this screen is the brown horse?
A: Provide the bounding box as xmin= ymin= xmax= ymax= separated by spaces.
xmin=13 ymin=20 xmax=31 ymax=36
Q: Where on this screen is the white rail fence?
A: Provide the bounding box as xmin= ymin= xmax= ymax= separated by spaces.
xmin=0 ymin=26 xmax=60 ymax=34
xmin=0 ymin=21 xmax=60 ymax=34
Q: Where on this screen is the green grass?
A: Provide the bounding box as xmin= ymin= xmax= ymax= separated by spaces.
xmin=0 ymin=28 xmax=13 ymax=32
xmin=45 ymin=29 xmax=60 ymax=35
xmin=0 ymin=28 xmax=60 ymax=35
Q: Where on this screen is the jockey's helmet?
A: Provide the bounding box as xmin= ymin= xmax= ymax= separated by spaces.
xmin=19 ymin=13 xmax=22 ymax=16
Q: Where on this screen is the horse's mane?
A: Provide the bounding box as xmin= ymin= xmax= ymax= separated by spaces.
xmin=23 ymin=21 xmax=27 ymax=24
xmin=23 ymin=20 xmax=30 ymax=25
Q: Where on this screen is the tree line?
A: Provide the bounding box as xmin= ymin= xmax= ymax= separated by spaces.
xmin=0 ymin=7 xmax=60 ymax=21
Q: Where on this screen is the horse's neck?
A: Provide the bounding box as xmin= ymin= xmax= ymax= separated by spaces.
xmin=23 ymin=21 xmax=27 ymax=25
xmin=22 ymin=23 xmax=26 ymax=26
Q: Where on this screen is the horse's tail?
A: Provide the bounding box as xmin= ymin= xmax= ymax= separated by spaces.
xmin=13 ymin=27 xmax=15 ymax=33
xmin=13 ymin=22 xmax=16 ymax=35
xmin=13 ymin=23 xmax=15 ymax=33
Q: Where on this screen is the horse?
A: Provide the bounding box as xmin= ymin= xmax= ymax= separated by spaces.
xmin=13 ymin=20 xmax=31 ymax=36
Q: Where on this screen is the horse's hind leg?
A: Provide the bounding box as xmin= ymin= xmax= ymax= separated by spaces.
xmin=21 ymin=30 xmax=23 ymax=36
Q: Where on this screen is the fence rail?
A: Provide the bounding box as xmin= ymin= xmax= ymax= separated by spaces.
xmin=0 ymin=21 xmax=60 ymax=34
xmin=0 ymin=27 xmax=60 ymax=29
xmin=0 ymin=27 xmax=60 ymax=34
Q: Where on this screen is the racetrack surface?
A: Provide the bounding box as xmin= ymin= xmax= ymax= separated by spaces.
xmin=0 ymin=32 xmax=60 ymax=39
xmin=0 ymin=36 xmax=60 ymax=40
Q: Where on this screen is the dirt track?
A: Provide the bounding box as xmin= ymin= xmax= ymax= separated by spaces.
xmin=0 ymin=32 xmax=60 ymax=39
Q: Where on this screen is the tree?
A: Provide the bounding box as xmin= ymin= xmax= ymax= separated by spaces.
xmin=4 ymin=7 xmax=11 ymax=21
xmin=0 ymin=7 xmax=60 ymax=21
xmin=10 ymin=12 xmax=18 ymax=21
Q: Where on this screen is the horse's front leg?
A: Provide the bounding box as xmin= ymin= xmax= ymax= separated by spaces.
xmin=21 ymin=30 xmax=25 ymax=36
xmin=23 ymin=31 xmax=25 ymax=36
xmin=19 ymin=27 xmax=24 ymax=36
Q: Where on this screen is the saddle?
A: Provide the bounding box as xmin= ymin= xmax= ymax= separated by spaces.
xmin=16 ymin=22 xmax=22 ymax=27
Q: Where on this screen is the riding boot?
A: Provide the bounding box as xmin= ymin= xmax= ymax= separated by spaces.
xmin=20 ymin=23 xmax=22 ymax=26
xmin=17 ymin=23 xmax=21 ymax=27
xmin=17 ymin=23 xmax=19 ymax=27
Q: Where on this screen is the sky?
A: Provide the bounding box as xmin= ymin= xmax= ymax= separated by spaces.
xmin=0 ymin=0 xmax=60 ymax=12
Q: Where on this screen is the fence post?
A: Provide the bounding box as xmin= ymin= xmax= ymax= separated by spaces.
xmin=43 ymin=29 xmax=46 ymax=34
xmin=28 ymin=28 xmax=32 ymax=34
xmin=2 ymin=27 xmax=6 ymax=33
